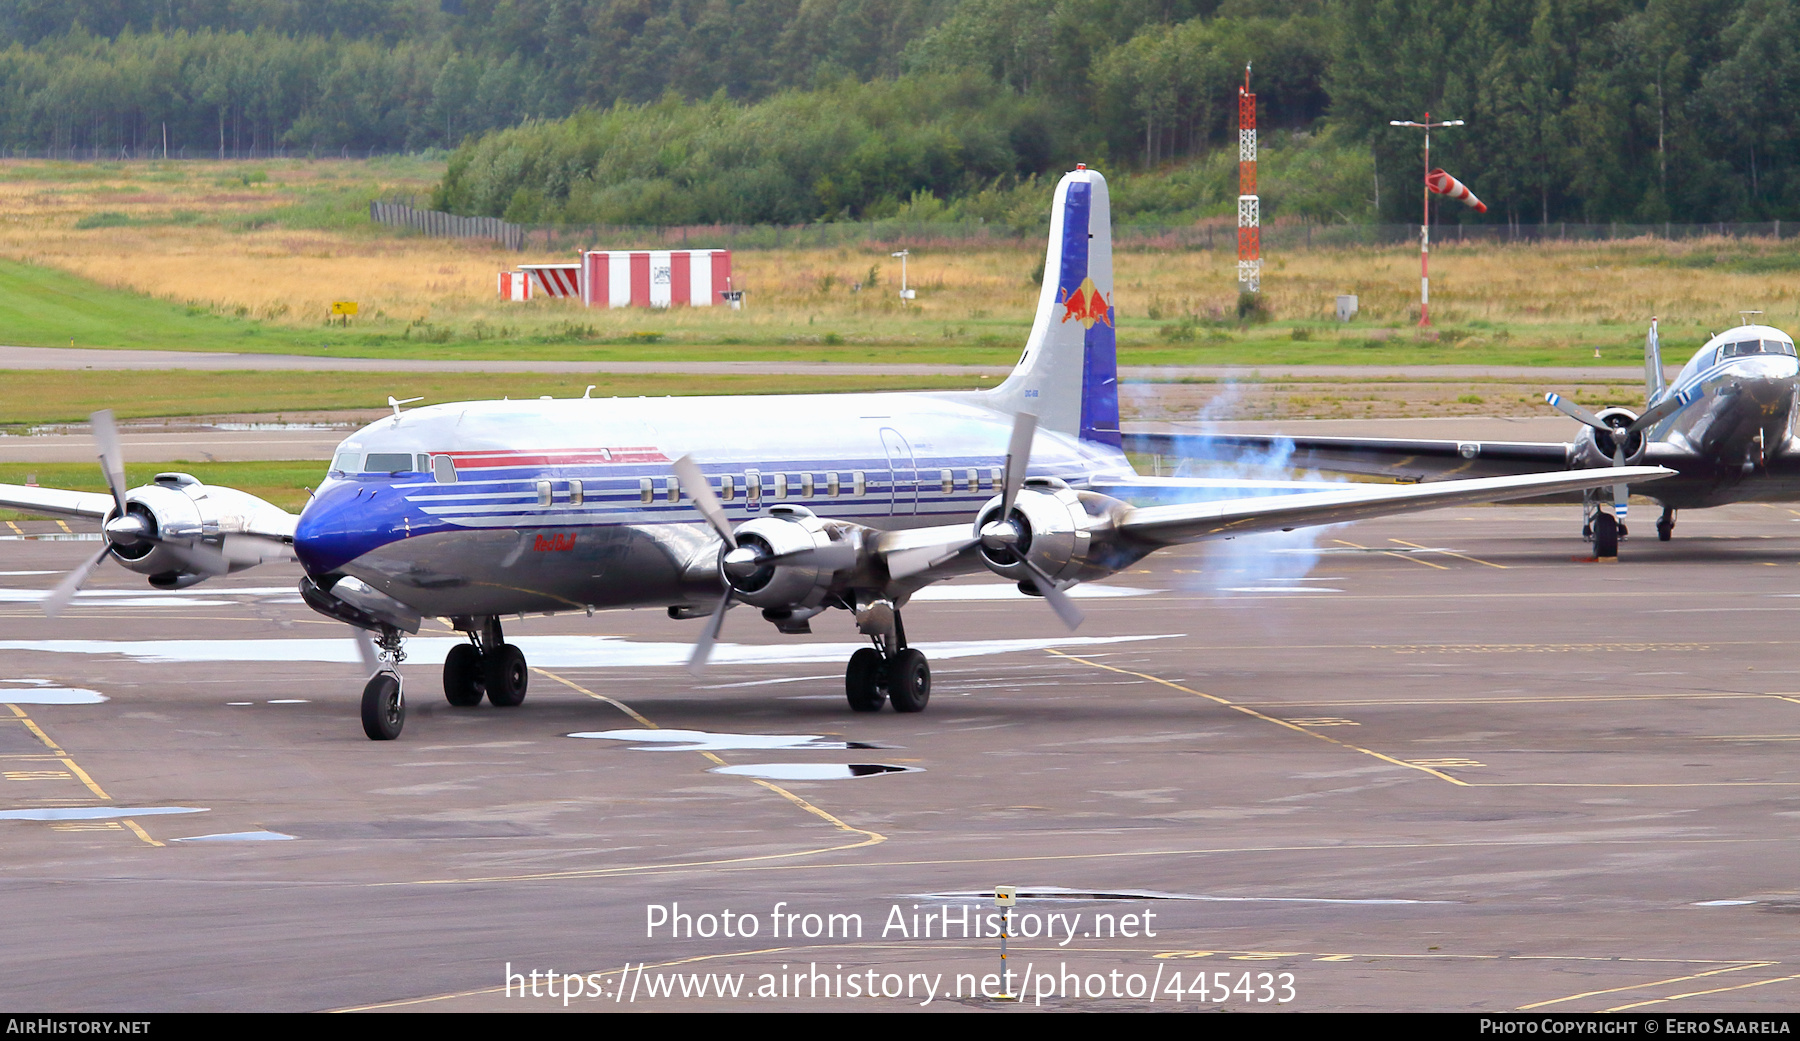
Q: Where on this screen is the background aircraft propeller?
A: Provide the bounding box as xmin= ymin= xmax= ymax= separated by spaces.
xmin=1546 ymin=389 xmax=1696 ymax=522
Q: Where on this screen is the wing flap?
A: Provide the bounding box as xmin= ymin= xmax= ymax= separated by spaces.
xmin=1120 ymin=466 xmax=1674 ymax=546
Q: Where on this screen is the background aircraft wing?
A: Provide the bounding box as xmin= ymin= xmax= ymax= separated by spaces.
xmin=1117 ymin=466 xmax=1673 ymax=546
xmin=1121 ymin=429 xmax=1574 ymax=481
xmin=0 ymin=484 xmax=115 ymax=521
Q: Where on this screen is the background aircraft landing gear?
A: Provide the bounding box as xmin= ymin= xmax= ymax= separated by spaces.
xmin=844 ymin=610 xmax=930 ymax=713
xmin=1657 ymin=508 xmax=1676 ymax=542
xmin=445 ymin=617 xmax=529 ymax=708
xmin=1592 ymin=511 xmax=1620 ymax=559
xmin=361 ymin=627 xmax=408 ymax=741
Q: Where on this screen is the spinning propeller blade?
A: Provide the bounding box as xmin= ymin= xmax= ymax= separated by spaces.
xmin=672 ymin=455 xmax=735 ymax=550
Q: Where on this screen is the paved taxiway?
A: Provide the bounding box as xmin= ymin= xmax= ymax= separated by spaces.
xmin=4 ymin=502 xmax=1800 ymax=1011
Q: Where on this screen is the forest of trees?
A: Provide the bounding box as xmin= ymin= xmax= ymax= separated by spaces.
xmin=5 ymin=0 xmax=1800 ymax=226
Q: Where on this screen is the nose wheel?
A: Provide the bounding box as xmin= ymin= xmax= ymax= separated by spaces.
xmin=360 ymin=626 xmax=410 ymax=741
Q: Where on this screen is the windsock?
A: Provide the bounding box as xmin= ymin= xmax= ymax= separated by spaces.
xmin=1426 ymin=168 xmax=1487 ymax=213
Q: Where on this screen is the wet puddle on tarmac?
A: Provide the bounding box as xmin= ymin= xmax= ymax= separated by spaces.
xmin=0 ymin=806 xmax=208 ymax=820
xmin=567 ymin=729 xmax=886 ymax=752
xmin=707 ymin=763 xmax=919 ymax=780
xmin=0 ymin=679 xmax=107 ymax=704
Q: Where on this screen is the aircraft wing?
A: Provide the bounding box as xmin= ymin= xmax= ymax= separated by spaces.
xmin=1121 ymin=430 xmax=1574 ymax=481
xmin=878 ymin=466 xmax=1673 ymax=588
xmin=0 ymin=484 xmax=115 ymax=521
xmin=1116 ymin=466 xmax=1673 ymax=545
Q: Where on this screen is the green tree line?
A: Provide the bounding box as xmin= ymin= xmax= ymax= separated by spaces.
xmin=5 ymin=0 xmax=1800 ymax=224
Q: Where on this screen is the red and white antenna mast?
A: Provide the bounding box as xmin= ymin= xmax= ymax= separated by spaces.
xmin=1237 ymin=64 xmax=1259 ymax=294
xmin=1388 ymin=112 xmax=1465 ymax=327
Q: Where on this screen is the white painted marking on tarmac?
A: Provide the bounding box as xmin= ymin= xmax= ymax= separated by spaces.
xmin=569 ymin=729 xmax=877 ymax=751
xmin=0 ymin=683 xmax=106 ymax=704
xmin=912 ymin=584 xmax=1161 ymax=601
xmin=267 ymin=699 xmax=309 ymax=704
xmin=1693 ymin=899 xmax=1758 ymax=906
xmin=0 ymin=806 xmax=207 ymax=820
xmin=0 ymin=633 xmax=1178 ymax=667
xmin=1218 ymin=587 xmax=1343 ymax=593
xmin=0 ymin=571 xmax=57 ymax=576
xmin=172 ymin=830 xmax=295 ymax=842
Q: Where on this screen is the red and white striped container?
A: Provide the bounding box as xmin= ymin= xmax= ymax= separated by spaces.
xmin=580 ymin=250 xmax=732 ymax=308
xmin=497 ymin=271 xmax=531 ymax=301
xmin=520 ymin=263 xmax=583 ymax=298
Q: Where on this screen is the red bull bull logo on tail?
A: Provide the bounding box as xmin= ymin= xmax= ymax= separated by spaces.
xmin=1059 ymin=276 xmax=1113 ymax=330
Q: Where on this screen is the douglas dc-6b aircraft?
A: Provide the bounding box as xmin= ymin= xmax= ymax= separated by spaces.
xmin=1125 ymin=318 xmax=1799 ymax=559
xmin=0 ymin=168 xmax=1669 ymax=740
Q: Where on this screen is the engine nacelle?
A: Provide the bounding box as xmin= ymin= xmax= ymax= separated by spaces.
xmin=106 ymin=474 xmax=291 ymax=586
xmin=1572 ymin=407 xmax=1647 ymax=467
xmin=723 ymin=505 xmax=861 ymax=610
xmin=973 ymin=479 xmax=1140 ymax=588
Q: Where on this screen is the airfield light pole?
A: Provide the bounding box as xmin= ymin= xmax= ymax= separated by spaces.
xmin=1388 ymin=113 xmax=1464 ymax=327
xmin=1238 ymin=65 xmax=1260 ymax=294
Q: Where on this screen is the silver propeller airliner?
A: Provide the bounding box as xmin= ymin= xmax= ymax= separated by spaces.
xmin=1125 ymin=317 xmax=1795 ymax=558
xmin=0 ymin=168 xmax=1670 ymax=739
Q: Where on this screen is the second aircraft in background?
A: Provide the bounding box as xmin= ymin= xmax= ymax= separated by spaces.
xmin=1127 ymin=318 xmax=1799 ymax=558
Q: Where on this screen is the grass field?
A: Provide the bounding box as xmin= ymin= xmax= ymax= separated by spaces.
xmin=1 ymin=158 xmax=1798 ymax=368
xmin=0 ymin=370 xmax=993 ymax=426
xmin=0 ymin=460 xmax=319 ymax=512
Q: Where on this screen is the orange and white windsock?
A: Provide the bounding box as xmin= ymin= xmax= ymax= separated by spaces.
xmin=1426 ymin=168 xmax=1487 ymax=213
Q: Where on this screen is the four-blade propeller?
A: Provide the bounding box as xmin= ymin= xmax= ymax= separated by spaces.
xmin=42 ymin=409 xmax=233 ymax=617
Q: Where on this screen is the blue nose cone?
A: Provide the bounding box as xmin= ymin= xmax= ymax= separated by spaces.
xmin=295 ymin=479 xmax=409 ymax=575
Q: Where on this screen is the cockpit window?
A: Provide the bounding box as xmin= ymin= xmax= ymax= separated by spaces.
xmin=363 ymin=452 xmax=417 ymax=473
xmin=331 ymin=451 xmax=360 ymax=474
xmin=1719 ymin=339 xmax=1796 ymax=361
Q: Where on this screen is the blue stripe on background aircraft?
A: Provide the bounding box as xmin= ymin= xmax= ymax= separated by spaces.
xmin=0 ymin=167 xmax=1670 ymax=739
xmin=1124 ymin=317 xmax=1797 ymax=559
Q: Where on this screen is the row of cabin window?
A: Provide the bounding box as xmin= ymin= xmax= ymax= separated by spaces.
xmin=530 ymin=467 xmax=1004 ymax=508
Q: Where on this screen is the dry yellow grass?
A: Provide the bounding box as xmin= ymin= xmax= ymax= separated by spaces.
xmin=0 ymin=158 xmax=1794 ymax=350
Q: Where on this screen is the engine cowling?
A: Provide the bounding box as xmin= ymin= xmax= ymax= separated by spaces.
xmin=972 ymin=479 xmax=1140 ymax=588
xmin=104 ymin=474 xmax=291 ymax=586
xmin=1572 ymin=407 xmax=1648 ymax=467
xmin=720 ymin=505 xmax=861 ymax=611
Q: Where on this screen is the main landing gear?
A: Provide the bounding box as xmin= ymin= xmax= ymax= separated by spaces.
xmin=844 ymin=608 xmax=930 ymax=714
xmin=1656 ymin=507 xmax=1676 ymax=542
xmin=442 ymin=616 xmax=529 ymax=709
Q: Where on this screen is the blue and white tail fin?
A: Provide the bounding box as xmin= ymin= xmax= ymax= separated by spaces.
xmin=1645 ymin=317 xmax=1666 ymax=404
xmin=983 ymin=167 xmax=1120 ymax=447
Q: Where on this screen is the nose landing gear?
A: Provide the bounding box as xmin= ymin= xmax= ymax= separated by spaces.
xmin=360 ymin=627 xmax=409 ymax=741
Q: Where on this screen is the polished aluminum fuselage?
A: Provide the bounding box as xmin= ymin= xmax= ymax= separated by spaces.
xmin=1635 ymin=328 xmax=1800 ymax=508
xmin=294 ymin=391 xmax=1129 ymax=618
